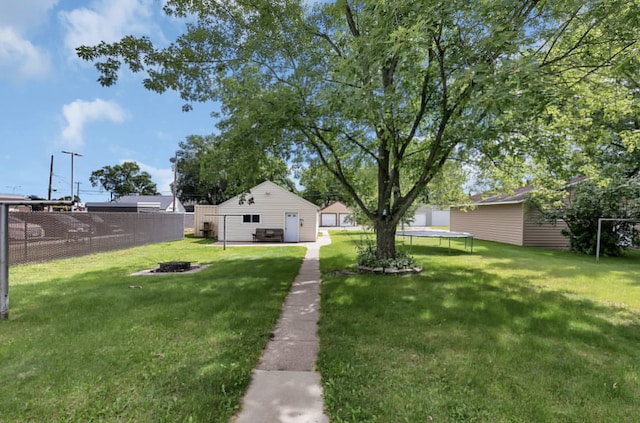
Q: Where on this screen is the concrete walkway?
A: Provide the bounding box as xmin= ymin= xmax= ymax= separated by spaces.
xmin=233 ymin=231 xmax=331 ymax=423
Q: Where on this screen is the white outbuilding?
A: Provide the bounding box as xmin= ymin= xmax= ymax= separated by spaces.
xmin=216 ymin=181 xmax=320 ymax=242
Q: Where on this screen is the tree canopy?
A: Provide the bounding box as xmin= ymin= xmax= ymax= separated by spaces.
xmin=173 ymin=133 xmax=296 ymax=205
xmin=298 ymin=159 xmax=352 ymax=207
xmin=78 ymin=0 xmax=639 ymax=259
xmin=89 ymin=162 xmax=158 ymax=200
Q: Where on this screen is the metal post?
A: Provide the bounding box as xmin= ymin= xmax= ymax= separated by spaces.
xmin=204 ymin=213 xmax=246 ymax=251
xmin=223 ymin=215 xmax=228 ymax=250
xmin=1 ymin=205 xmax=9 ymax=319
xmin=1 ymin=201 xmax=72 ymax=320
xmin=596 ymin=218 xmax=603 ymax=263
xmin=172 ymin=155 xmax=177 ymax=212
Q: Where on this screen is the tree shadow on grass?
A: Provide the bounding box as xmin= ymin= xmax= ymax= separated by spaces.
xmin=455 ymin=240 xmax=640 ymax=290
xmin=319 ymin=263 xmax=640 ymax=422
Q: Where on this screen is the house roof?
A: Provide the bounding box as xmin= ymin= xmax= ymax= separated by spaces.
xmin=320 ymin=201 xmax=351 ymax=212
xmin=469 ymin=176 xmax=588 ymax=206
xmin=470 ymin=185 xmax=534 ymax=205
xmin=218 ymin=181 xmax=320 ymax=210
xmin=117 ymin=195 xmax=183 ymax=210
xmin=0 ymin=193 xmax=27 ymax=201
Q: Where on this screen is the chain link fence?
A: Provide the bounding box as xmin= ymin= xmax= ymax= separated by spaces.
xmin=8 ymin=211 xmax=185 ymax=265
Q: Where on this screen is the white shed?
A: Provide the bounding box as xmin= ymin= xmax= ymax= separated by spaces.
xmin=217 ymin=181 xmax=320 ymax=242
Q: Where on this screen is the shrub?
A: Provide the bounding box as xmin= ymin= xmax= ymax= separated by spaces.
xmin=559 ymin=178 xmax=640 ymax=256
xmin=354 ymin=235 xmax=416 ymax=269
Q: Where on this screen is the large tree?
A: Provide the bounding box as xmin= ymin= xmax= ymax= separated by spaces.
xmin=298 ymin=159 xmax=352 ymax=207
xmin=78 ymin=0 xmax=639 ymax=259
xmin=172 ymin=134 xmax=230 ymax=205
xmin=89 ymin=162 xmax=158 ymax=200
xmin=173 ymin=133 xmax=296 ymax=205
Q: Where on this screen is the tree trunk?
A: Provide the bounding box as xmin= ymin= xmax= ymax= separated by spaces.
xmin=374 ymin=216 xmax=398 ymax=260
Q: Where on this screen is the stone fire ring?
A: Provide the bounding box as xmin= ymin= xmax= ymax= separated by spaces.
xmin=129 ymin=264 xmax=210 ymax=276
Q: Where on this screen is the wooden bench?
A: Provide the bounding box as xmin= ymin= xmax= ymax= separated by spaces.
xmin=253 ymin=228 xmax=284 ymax=242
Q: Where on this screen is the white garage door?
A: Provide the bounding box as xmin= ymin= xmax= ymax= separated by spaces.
xmin=411 ymin=212 xmax=427 ymax=227
xmin=432 ymin=209 xmax=450 ymax=226
xmin=321 ymin=213 xmax=337 ymax=227
xmin=339 ymin=213 xmax=354 ymax=226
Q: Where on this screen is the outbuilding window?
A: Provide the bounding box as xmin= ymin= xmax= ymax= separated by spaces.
xmin=242 ymin=214 xmax=261 ymax=224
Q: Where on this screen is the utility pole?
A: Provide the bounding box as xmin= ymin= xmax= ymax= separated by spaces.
xmin=48 ymin=155 xmax=54 ymax=212
xmin=172 ymin=154 xmax=177 ymax=212
xmin=75 ymin=182 xmax=82 ymax=210
xmin=61 ymin=151 xmax=83 ymax=211
xmin=47 ymin=155 xmax=54 ymax=201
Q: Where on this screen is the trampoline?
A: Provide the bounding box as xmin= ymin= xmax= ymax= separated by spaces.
xmin=397 ymin=230 xmax=474 ymax=254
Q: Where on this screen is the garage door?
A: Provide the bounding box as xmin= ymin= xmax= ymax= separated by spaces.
xmin=339 ymin=213 xmax=354 ymax=226
xmin=411 ymin=212 xmax=427 ymax=226
xmin=432 ymin=210 xmax=450 ymax=226
xmin=321 ymin=213 xmax=337 ymax=227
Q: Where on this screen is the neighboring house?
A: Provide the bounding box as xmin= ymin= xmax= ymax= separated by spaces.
xmin=87 ymin=195 xmax=185 ymax=213
xmin=217 ymin=181 xmax=319 ymax=242
xmin=0 ymin=193 xmax=26 ymax=201
xmin=320 ymin=201 xmax=355 ymax=227
xmin=117 ymin=195 xmax=185 ymax=212
xmin=408 ymin=205 xmax=450 ymax=227
xmin=450 ymin=185 xmax=569 ymax=249
xmin=0 ymin=193 xmax=30 ymax=212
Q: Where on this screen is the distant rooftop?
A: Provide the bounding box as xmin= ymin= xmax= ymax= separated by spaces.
xmin=117 ymin=195 xmax=181 ymax=211
xmin=470 ymin=176 xmax=588 ymax=205
xmin=470 ymin=185 xmax=535 ymax=205
xmin=0 ymin=193 xmax=27 ymax=201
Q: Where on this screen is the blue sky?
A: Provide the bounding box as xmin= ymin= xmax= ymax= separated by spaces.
xmin=0 ymin=0 xmax=219 ymax=202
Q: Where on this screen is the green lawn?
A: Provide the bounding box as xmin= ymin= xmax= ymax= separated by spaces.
xmin=318 ymin=231 xmax=640 ymax=423
xmin=0 ymin=237 xmax=306 ymax=422
xmin=4 ymin=232 xmax=640 ymax=422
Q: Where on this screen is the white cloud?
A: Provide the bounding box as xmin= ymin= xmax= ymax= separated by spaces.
xmin=0 ymin=27 xmax=51 ymax=80
xmin=60 ymin=0 xmax=157 ymax=58
xmin=61 ymin=98 xmax=128 ymax=147
xmin=0 ymin=1 xmax=59 ymax=31
xmin=0 ymin=1 xmax=58 ymax=79
xmin=123 ymin=159 xmax=173 ymax=195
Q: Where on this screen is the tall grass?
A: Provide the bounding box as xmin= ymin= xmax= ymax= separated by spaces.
xmin=1 ymin=237 xmax=306 ymax=422
xmin=318 ymin=231 xmax=640 ymax=422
